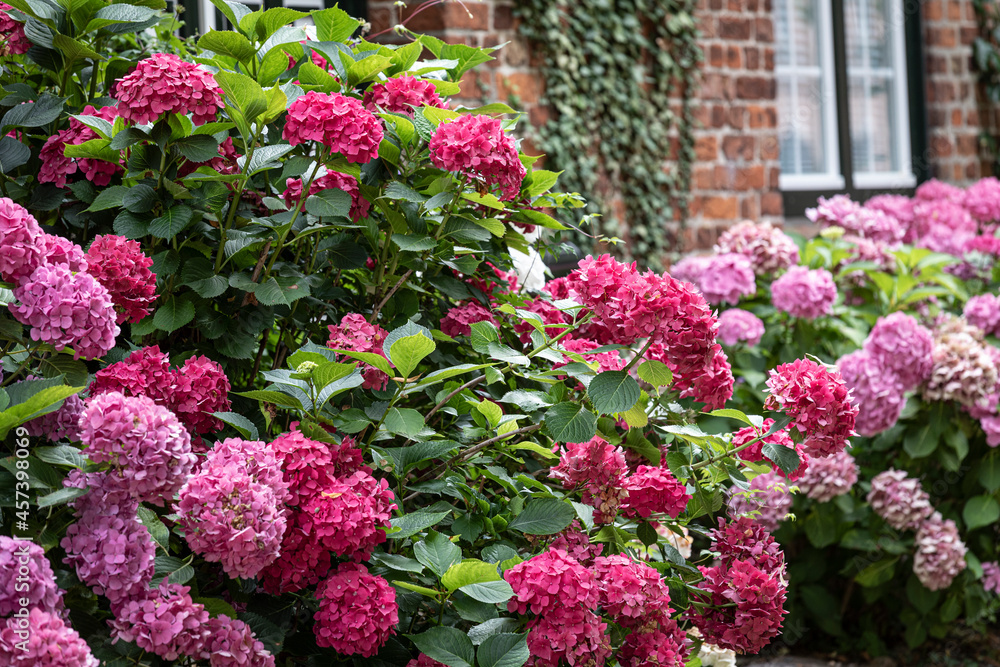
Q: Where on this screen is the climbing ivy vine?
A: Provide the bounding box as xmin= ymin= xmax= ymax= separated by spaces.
xmin=515 ymin=0 xmax=701 ymax=266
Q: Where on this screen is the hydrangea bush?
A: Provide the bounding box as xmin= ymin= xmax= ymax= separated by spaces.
xmin=0 ymin=3 xmax=855 ymax=667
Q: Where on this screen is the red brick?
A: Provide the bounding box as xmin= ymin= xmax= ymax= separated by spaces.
xmin=764 ymin=47 xmax=775 ymax=71
xmin=695 ymin=136 xmax=719 ymax=161
xmin=951 ymin=109 xmax=963 ymax=127
xmin=960 ymin=26 xmax=978 ymax=46
xmin=369 ymin=7 xmax=391 ymax=33
xmin=711 ymin=104 xmax=728 ymax=128
xmin=745 ymin=46 xmax=760 ymax=70
xmin=761 ymin=192 xmax=783 ymax=216
xmin=927 ymin=27 xmax=956 ymax=48
xmin=401 ymin=2 xmax=489 ymax=31
xmin=714 ymin=164 xmax=732 ymax=188
xmin=529 ymin=105 xmax=551 ymax=126
xmin=727 ymin=45 xmax=742 ymax=69
xmin=760 ymin=135 xmax=780 ymax=160
xmin=947 ymin=0 xmax=961 ymax=20
xmin=930 ymin=136 xmax=954 ymax=158
xmin=957 ymin=135 xmax=978 ymax=156
xmin=722 ymin=136 xmax=754 ymax=160
xmin=497 ymin=72 xmax=543 ymax=104
xmin=755 ymin=18 xmax=773 ymax=42
xmin=709 ymin=44 xmax=725 ymax=67
xmin=702 ymin=196 xmax=739 ymax=220
xmin=736 ymin=76 xmax=775 ymax=100
xmin=494 ymin=3 xmax=513 ymax=30
xmin=459 ymin=69 xmax=492 ymax=98
xmin=741 ymin=197 xmax=759 ymax=220
xmin=700 ymin=73 xmax=731 ymax=100
xmin=694 ymin=166 xmax=716 ymax=189
xmin=718 ymin=17 xmax=751 ymax=40
xmin=924 ymin=0 xmax=942 ymax=21
xmin=735 ymin=166 xmax=765 ymax=190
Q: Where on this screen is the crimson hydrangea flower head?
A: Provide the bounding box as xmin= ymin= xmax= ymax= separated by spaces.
xmin=592 ymin=554 xmax=670 ymax=623
xmin=364 ymin=75 xmax=446 ymax=116
xmin=440 ymin=301 xmax=497 ymax=337
xmin=727 ymin=471 xmax=791 ymax=532
xmin=963 ymin=177 xmax=1000 ymax=223
xmin=806 ymin=194 xmax=861 ymax=227
xmin=327 ymin=313 xmax=391 ymax=390
xmin=198 ymin=617 xmax=274 ymax=667
xmin=867 ymin=469 xmax=933 ymax=531
xmin=25 ymin=392 xmax=83 ymax=442
xmin=0 ymin=608 xmax=98 ymax=667
xmin=79 ymin=391 xmax=196 ymax=505
xmin=796 ymin=450 xmax=858 ymax=502
xmin=836 ymin=350 xmax=906 ymax=436
xmin=89 ymin=345 xmax=174 ymax=402
xmin=764 ymin=358 xmax=858 ymax=457
xmin=964 ymin=293 xmax=1000 ymax=337
xmin=0 ymin=197 xmax=43 ymax=283
xmin=770 ymin=266 xmax=837 ymax=319
xmin=38 ymin=234 xmax=87 ymax=272
xmin=115 ymin=53 xmax=223 ymax=126
xmin=863 ymin=311 xmax=934 ymax=391
xmin=913 ymin=513 xmax=967 ymax=591
xmin=299 ymin=469 xmax=396 ymax=561
xmin=622 ymin=465 xmax=691 ymax=519
xmin=169 ymin=355 xmax=231 ymax=438
xmin=284 ymin=171 xmax=370 ymax=221
xmin=526 ymin=608 xmax=611 ymax=667
xmin=505 ymin=548 xmax=599 ymax=615
xmin=314 ymin=563 xmax=398 ymax=657
xmin=731 ymin=418 xmax=806 ymax=480
xmin=0 ymin=4 xmax=30 ymax=55
xmin=982 ymin=561 xmax=1000 ymax=595
xmin=270 ymin=427 xmax=364 ymax=505
xmin=259 ymin=512 xmax=334 ymax=594
xmin=709 ymin=515 xmax=785 ymax=572
xmin=550 ymin=436 xmax=627 ymax=523
xmin=717 ymin=309 xmax=765 ymax=347
xmin=429 ymin=114 xmax=526 ymax=201
xmin=0 ymin=537 xmax=63 ymax=617
xmin=11 ymin=264 xmax=119 ymax=359
xmin=111 ymin=582 xmax=210 ymax=660
xmin=407 ymin=655 xmax=447 ymax=667
xmin=283 ymin=91 xmax=383 ymax=162
xmin=84 ymin=234 xmax=157 ymax=324
xmin=671 ymin=343 xmax=735 ymax=411
xmin=617 ymin=619 xmax=688 ymax=667
xmin=714 ymin=220 xmax=800 ymax=276
xmin=39 ymin=105 xmax=121 ymax=187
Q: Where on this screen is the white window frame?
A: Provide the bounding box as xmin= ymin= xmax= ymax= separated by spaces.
xmin=777 ymin=0 xmax=844 ymax=192
xmin=197 ymin=0 xmax=324 ymax=34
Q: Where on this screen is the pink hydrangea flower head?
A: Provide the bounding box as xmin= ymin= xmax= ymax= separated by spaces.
xmin=314 ymin=563 xmax=398 ymax=657
xmin=270 ymin=427 xmax=363 ymax=505
xmin=169 ymin=355 xmax=231 ymax=437
xmin=505 ymin=548 xmax=598 ymax=615
xmin=549 ymin=522 xmax=603 ymax=564
xmin=863 ymin=311 xmax=935 ymax=391
xmin=717 ymin=309 xmax=765 ymax=347
xmin=525 ymin=608 xmax=611 ymax=667
xmin=867 ymin=469 xmax=933 ymax=531
xmin=714 ymin=220 xmax=800 ymax=276
xmin=283 ymin=170 xmax=370 ymax=221
xmin=592 ymin=554 xmax=670 ymax=623
xmin=84 ymin=234 xmax=157 ymax=324
xmin=670 ymin=343 xmax=735 ymax=411
xmin=764 ymin=358 xmax=858 ymax=457
xmin=300 ymin=469 xmax=396 ymax=561
xmin=25 ymin=392 xmax=84 ymax=442
xmin=39 ymin=106 xmax=121 ymax=188
xmin=408 ymin=655 xmax=448 ymax=667
xmin=980 ymin=415 xmax=1000 ymax=446
xmin=89 ymin=345 xmax=174 ymax=403
xmin=621 ymin=465 xmax=691 ymax=519
xmin=364 ymin=75 xmax=446 ymax=116
xmin=327 ymin=313 xmax=391 ymax=390
xmin=0 ymin=608 xmax=98 ymax=667
xmin=110 ymin=582 xmax=210 ymax=660
xmin=198 ymin=617 xmax=275 ymax=667
xmin=79 ymin=391 xmax=196 ymax=505
xmin=836 ymin=350 xmax=906 ymax=436
xmin=440 ymin=301 xmax=497 ymax=337
xmin=963 ymin=177 xmax=1000 ymax=223
xmin=0 ymin=537 xmax=63 ymax=617
xmin=923 ymin=320 xmax=998 ymax=409
xmin=982 ymin=561 xmax=1000 ymax=595
xmin=10 ymin=264 xmax=119 ymax=359
xmin=550 ymin=436 xmax=627 ymax=523
xmin=682 ymin=253 xmax=757 ymax=305
xmin=283 ymin=91 xmax=383 ymax=162
xmin=0 ymin=4 xmax=30 ymax=55
xmin=840 ymin=207 xmax=905 ymax=243
xmin=429 ymin=114 xmax=526 ymax=201
xmin=770 ymin=266 xmax=838 ymax=319
xmin=806 ymin=194 xmax=861 ymax=227
xmin=866 ymin=194 xmax=916 ymax=236
xmin=964 ymin=293 xmax=1000 ymax=337
xmin=731 ymin=418 xmax=807 ymax=480
xmin=258 ymin=514 xmax=333 ymax=594
xmin=913 ymin=513 xmax=967 ymax=591
xmin=38 ymin=234 xmax=87 ymax=273
xmin=964 ymin=233 xmax=1000 ymax=256
xmin=709 ymin=515 xmax=785 ymax=572
xmin=727 ymin=471 xmax=792 ymax=532
xmin=796 ymin=450 xmax=858 ymax=502
xmin=204 ymin=437 xmax=289 ymax=502
xmin=0 ymin=197 xmax=43 ymax=283
xmin=115 ymin=53 xmax=223 ymax=125
xmin=915 ymin=178 xmax=964 ymax=202
xmin=913 ymin=199 xmax=977 ymax=242
xmin=617 ymin=619 xmax=688 ymax=667
xmin=669 ymin=255 xmax=710 ymax=286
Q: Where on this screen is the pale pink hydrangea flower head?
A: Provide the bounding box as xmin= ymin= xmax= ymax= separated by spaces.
xmin=863 ymin=311 xmax=934 ymax=391
xmin=0 ymin=197 xmax=43 ymax=283
xmin=727 ymin=471 xmax=792 ymax=533
xmin=677 ymin=253 xmax=757 ymax=305
xmin=110 ymin=582 xmax=211 ymax=660
xmin=198 ymin=616 xmax=275 ymax=667
xmin=796 ymin=450 xmax=858 ymax=502
xmin=0 ymin=608 xmax=98 ymax=667
xmin=0 ymin=536 xmax=63 ymax=617
xmin=964 ymin=177 xmax=1000 ymax=224
xmin=770 ymin=266 xmax=838 ymax=320
xmin=922 ymin=319 xmax=998 ymax=409
xmin=806 ymin=194 xmax=861 ymax=227
xmin=840 ymin=207 xmax=905 ymax=244
xmin=37 ymin=234 xmax=87 ymax=273
xmin=982 ymin=561 xmax=1000 ymax=595
xmin=915 ymin=178 xmax=964 ymax=202
xmin=963 ymin=293 xmax=1000 ymax=337
xmin=913 ymin=512 xmax=967 ymax=591
xmin=836 ymin=350 xmax=906 ymax=436
xmin=716 ymin=309 xmax=765 ymax=347
xmin=714 ymin=220 xmax=800 ymax=276
xmin=867 ymin=469 xmax=933 ymax=531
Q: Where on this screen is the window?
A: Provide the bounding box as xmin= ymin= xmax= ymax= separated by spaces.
xmin=776 ymin=0 xmax=927 ymax=214
xmin=180 ymin=0 xmax=366 ymax=36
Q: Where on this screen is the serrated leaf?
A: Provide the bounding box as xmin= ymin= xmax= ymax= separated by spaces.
xmin=543 ymin=402 xmax=597 ymax=443
xmin=389 ymin=510 xmax=451 ymax=539
xmin=507 ymin=498 xmax=575 ymax=535
xmin=388 ymin=333 xmax=435 ymax=378
xmin=478 ymin=633 xmax=529 ymax=667
xmin=587 ymin=370 xmax=640 ymax=414
xmin=149 ymin=205 xmax=194 ymax=239
xmin=153 ymin=298 xmax=195 ymax=333
xmin=383 ymin=408 xmax=425 ymax=437
xmin=213 ymin=412 xmax=258 ymax=440
xmin=636 ymin=360 xmax=673 ymax=387
xmin=441 ymin=560 xmax=500 ymax=590
xmin=407 ymin=627 xmax=474 ymax=667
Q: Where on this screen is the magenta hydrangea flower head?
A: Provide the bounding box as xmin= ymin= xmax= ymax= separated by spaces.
xmin=25 ymin=392 xmax=83 ymax=442
xmin=364 ymin=75 xmax=446 ymax=116
xmin=89 ymin=345 xmax=174 ymax=402
xmin=923 ymin=318 xmax=998 ymax=409
xmin=283 ymin=91 xmax=383 ymax=162
xmin=714 ymin=220 xmax=800 ymax=276
xmin=915 ymin=178 xmax=964 ymax=202
xmin=836 ymin=350 xmax=906 ymax=436
xmin=110 ymin=582 xmax=210 ymax=660
xmin=913 ymin=513 xmax=968 ymax=591
xmin=284 ymin=170 xmax=370 ymax=221
xmin=964 ymin=293 xmax=1000 ymax=337
xmin=796 ymin=450 xmax=858 ymax=502
xmin=270 ymin=426 xmax=364 ymax=505
xmin=839 ymin=207 xmax=905 ymax=244
xmin=259 ymin=514 xmax=333 ymax=595
xmin=299 ymin=469 xmax=396 ymax=561
xmin=407 ymin=655 xmax=447 ymax=667
xmin=0 ymin=4 xmax=30 ymax=55
xmin=667 ymin=343 xmax=735 ymax=411
xmin=39 ymin=105 xmax=121 ymax=188
xmin=549 ymin=521 xmax=604 ymax=565
xmin=682 ymin=253 xmax=757 ymax=305
xmin=550 ymin=436 xmax=627 ymax=523
xmin=863 ymin=311 xmax=935 ymax=391
xmin=0 ymin=536 xmax=63 ymax=617
xmin=429 ymin=113 xmax=526 ymax=201
xmin=557 ymin=337 xmax=627 ymax=374
xmin=37 ymin=234 xmax=87 ymax=273
xmin=621 ymin=465 xmax=691 ymax=519
xmin=770 ymin=266 xmax=838 ymax=320
xmin=440 ymin=301 xmax=497 ymax=337
xmin=79 ymin=391 xmax=196 ymax=505
xmin=717 ymin=309 xmax=765 ymax=347
xmin=525 ymin=608 xmax=611 ymax=667
xmin=617 ymin=619 xmax=688 ymax=667
xmin=115 ymin=53 xmax=223 ymax=125
xmin=709 ymin=515 xmax=786 ymax=572
xmin=169 ymin=355 xmax=231 ymax=439
xmin=867 ymin=469 xmax=933 ymax=531
xmin=806 ymin=194 xmax=861 ymax=227
xmin=0 ymin=608 xmax=98 ymax=667
xmin=505 ymin=548 xmax=599 ymax=616
xmin=982 ymin=561 xmax=1000 ymax=595
xmin=61 ymin=471 xmax=155 ymax=608
xmin=197 ymin=617 xmax=275 ymax=667
xmin=592 ymin=554 xmax=670 ymax=624
xmin=731 ymin=418 xmax=807 ymax=480
xmin=84 ymin=234 xmax=157 ymax=324
xmin=727 ymin=471 xmax=791 ymax=533
xmin=764 ymin=358 xmax=858 ymax=457
xmin=327 ymin=313 xmax=391 ymax=391
xmin=963 ymin=177 xmax=1000 ymax=224
xmin=0 ymin=197 xmax=43 ymax=283
xmin=314 ymin=563 xmax=398 ymax=657
xmin=10 ymin=264 xmax=119 ymax=359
